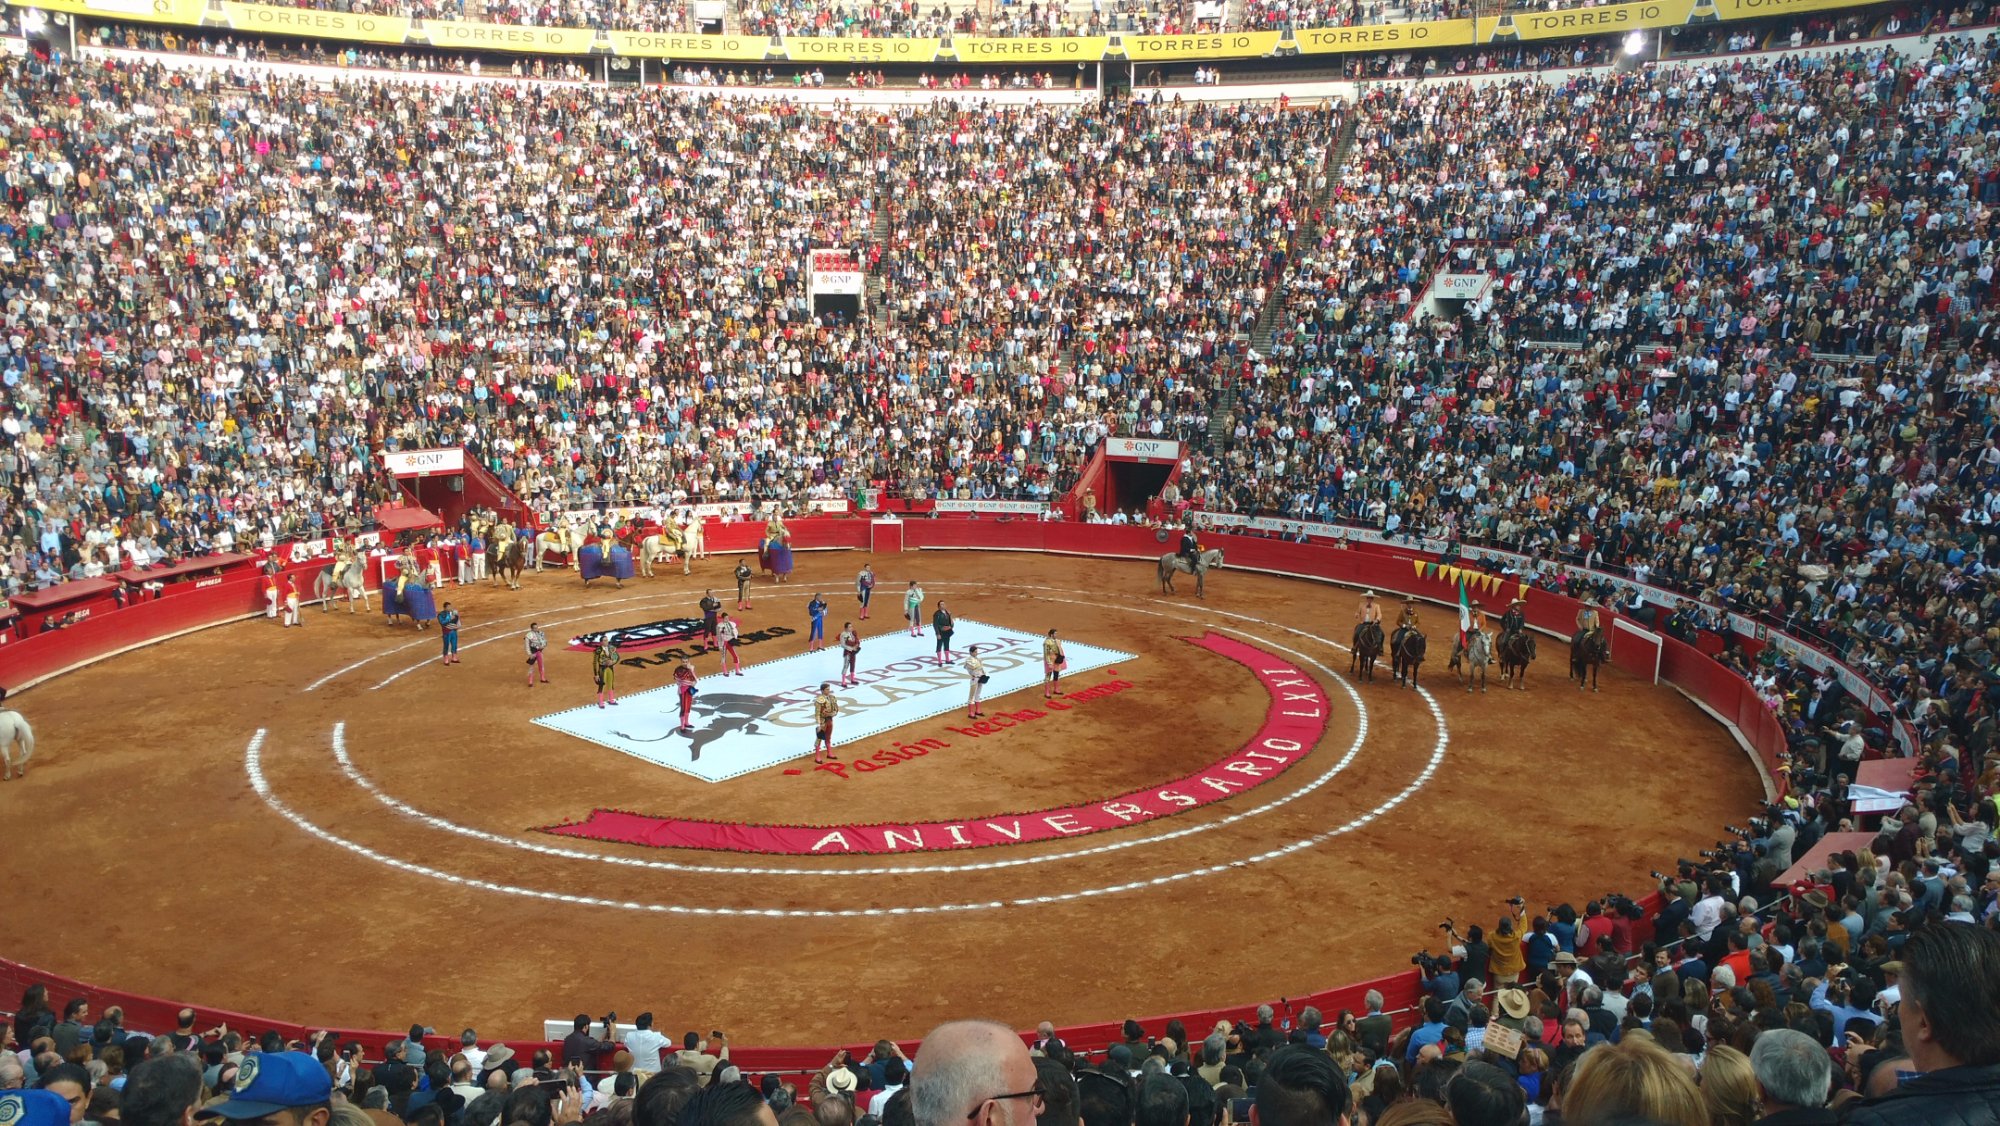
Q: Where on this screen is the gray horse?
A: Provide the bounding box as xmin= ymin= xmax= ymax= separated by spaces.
xmin=1459 ymin=628 xmax=1493 ymax=693
xmin=1158 ymin=547 xmax=1226 ymax=599
xmin=315 ymin=561 xmax=370 ymax=613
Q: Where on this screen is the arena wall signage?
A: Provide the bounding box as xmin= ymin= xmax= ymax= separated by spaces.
xmin=537 ymin=632 xmax=1330 ymax=854
xmin=1293 ymin=19 xmax=1474 ymax=51
xmin=1116 ymin=31 xmax=1282 ymax=60
xmin=1104 ymin=437 xmax=1182 ymax=463
xmin=781 ymin=35 xmax=940 ymax=62
xmin=933 ymin=499 xmax=1050 ymax=516
xmin=606 ymin=30 xmax=773 ymax=58
xmin=221 ymin=2 xmax=408 ymax=41
xmin=950 ymin=35 xmax=1110 ymax=59
xmin=530 ymin=619 xmax=1135 ymax=783
xmin=13 ymin=0 xmax=1892 ymax=62
xmin=380 ymin=448 xmax=465 ymax=476
xmin=1486 ymin=0 xmax=1693 ymax=41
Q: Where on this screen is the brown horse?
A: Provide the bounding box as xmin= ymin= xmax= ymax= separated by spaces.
xmin=1350 ymin=620 xmax=1385 ymax=681
xmin=488 ymin=537 xmax=527 ymax=591
xmin=1570 ymin=628 xmax=1608 ymax=692
xmin=1391 ymin=624 xmax=1427 ymax=688
xmin=1498 ymin=628 xmax=1537 ymax=690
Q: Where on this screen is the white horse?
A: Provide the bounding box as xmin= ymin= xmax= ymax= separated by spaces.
xmin=639 ymin=526 xmax=691 ymax=577
xmin=681 ymin=513 xmax=706 ymax=561
xmin=0 ymin=709 xmax=36 ymax=780
xmin=534 ymin=524 xmax=585 ymax=571
xmin=315 ymin=559 xmax=371 ymax=613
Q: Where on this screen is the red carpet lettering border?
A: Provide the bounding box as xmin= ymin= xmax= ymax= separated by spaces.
xmin=536 ymin=632 xmax=1332 ymax=855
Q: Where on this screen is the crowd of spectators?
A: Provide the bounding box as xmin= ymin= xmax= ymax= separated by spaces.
xmin=5 ymin=915 xmax=2000 ymax=1126
xmin=252 ymin=0 xmax=688 ymax=35
xmin=872 ymin=97 xmax=1334 ymax=473
xmin=0 ymin=49 xmax=1346 ymax=593
xmin=5 ymin=23 xmax=2000 ymax=1116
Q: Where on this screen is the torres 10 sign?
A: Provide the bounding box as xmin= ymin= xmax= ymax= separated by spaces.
xmin=1105 ymin=437 xmax=1183 ymax=463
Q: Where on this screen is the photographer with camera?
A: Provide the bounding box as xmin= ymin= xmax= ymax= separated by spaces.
xmin=1438 ymin=916 xmax=1489 ymax=987
xmin=560 ymin=1015 xmax=615 ymax=1068
xmin=1410 ymin=946 xmax=1461 ymax=1008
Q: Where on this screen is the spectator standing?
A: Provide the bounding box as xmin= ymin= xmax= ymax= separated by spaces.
xmin=623 ymin=1016 xmax=670 ymax=1078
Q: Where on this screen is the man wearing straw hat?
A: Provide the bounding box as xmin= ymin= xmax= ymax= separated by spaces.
xmin=1356 ymin=590 xmax=1383 ymax=627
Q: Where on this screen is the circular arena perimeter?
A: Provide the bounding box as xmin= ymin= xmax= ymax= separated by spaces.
xmin=0 ymin=549 xmax=1759 ymax=1043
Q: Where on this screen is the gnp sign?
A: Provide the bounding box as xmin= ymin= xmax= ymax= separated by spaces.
xmin=381 ymin=448 xmax=465 ymax=476
xmin=1429 ymin=272 xmax=1493 ymax=302
xmin=1105 ymin=437 xmax=1183 ymax=463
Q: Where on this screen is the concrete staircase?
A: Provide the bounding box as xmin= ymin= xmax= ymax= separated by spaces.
xmin=1245 ymin=110 xmax=1356 ymax=360
xmin=864 ymin=196 xmax=891 ymax=326
xmin=1215 ymin=108 xmax=1359 ymax=456
xmin=1206 ymin=384 xmax=1236 ymax=449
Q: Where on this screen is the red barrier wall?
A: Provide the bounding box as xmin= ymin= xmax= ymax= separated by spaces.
xmin=0 ymin=520 xmax=1802 ymax=1070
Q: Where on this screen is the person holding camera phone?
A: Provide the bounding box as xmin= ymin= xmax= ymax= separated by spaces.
xmin=674 ymin=1030 xmax=728 ymax=1079
xmin=1487 ymin=898 xmax=1530 ymax=985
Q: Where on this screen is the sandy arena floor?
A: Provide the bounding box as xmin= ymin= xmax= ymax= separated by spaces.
xmin=0 ymin=551 xmax=1760 ymax=1043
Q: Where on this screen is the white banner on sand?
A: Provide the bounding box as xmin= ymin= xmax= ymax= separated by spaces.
xmin=533 ymin=619 xmax=1136 ymax=783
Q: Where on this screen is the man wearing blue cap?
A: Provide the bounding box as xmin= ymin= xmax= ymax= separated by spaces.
xmin=194 ymin=1053 xmax=330 ymax=1126
xmin=0 ymin=1089 xmax=76 ymax=1126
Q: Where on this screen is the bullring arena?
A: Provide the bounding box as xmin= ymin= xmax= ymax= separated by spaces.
xmin=4 ymin=0 xmax=2000 ymax=1116
xmin=2 ymin=522 xmax=1759 ymax=1041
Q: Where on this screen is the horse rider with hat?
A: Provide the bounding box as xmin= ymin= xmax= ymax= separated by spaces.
xmin=1358 ymin=590 xmax=1383 ymax=625
xmin=1576 ymin=594 xmax=1602 ymax=634
xmin=1398 ymin=595 xmax=1421 ymax=631
xmin=1501 ymin=597 xmax=1527 ymax=636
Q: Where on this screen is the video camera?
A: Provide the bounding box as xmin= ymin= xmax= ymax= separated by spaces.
xmin=1411 ymin=950 xmax=1451 ymax=974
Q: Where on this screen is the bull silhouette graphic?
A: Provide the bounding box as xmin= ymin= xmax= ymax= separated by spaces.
xmin=612 ymin=692 xmax=780 ymax=762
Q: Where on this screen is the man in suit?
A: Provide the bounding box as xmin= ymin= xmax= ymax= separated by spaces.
xmin=372 ymin=1040 xmax=416 ymax=1094
xmin=1355 ymin=992 xmax=1392 ymax=1061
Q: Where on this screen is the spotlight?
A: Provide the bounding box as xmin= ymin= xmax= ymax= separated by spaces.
xmin=1623 ymin=30 xmax=1646 ymax=56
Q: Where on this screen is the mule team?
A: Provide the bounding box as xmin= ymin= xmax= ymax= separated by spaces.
xmin=1349 ymin=590 xmax=1608 ymax=693
xmin=313 ymin=508 xmax=765 ymax=622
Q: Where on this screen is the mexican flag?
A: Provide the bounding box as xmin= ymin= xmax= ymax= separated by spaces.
xmin=1457 ymin=580 xmax=1472 ymax=639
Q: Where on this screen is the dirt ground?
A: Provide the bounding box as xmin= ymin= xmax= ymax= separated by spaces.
xmin=0 ymin=551 xmax=1762 ymax=1045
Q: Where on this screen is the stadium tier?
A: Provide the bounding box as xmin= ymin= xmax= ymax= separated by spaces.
xmin=2 ymin=11 xmax=2000 ymax=1126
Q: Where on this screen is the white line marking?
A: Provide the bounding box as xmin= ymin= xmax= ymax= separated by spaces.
xmin=270 ymin=621 xmax=1453 ymax=912
xmin=326 ymin=600 xmax=1384 ymax=876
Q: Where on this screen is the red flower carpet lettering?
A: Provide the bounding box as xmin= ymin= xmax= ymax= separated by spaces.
xmin=536 ymin=633 xmax=1332 ymax=855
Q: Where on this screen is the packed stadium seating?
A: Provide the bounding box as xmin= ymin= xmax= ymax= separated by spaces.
xmin=4 ymin=10 xmax=2000 ymax=1124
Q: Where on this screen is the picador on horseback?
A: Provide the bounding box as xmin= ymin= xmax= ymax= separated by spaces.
xmin=1497 ymin=595 xmax=1536 ymax=690
xmin=1351 ymin=590 xmax=1385 ymax=681
xmin=1571 ymin=594 xmax=1609 ymax=691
